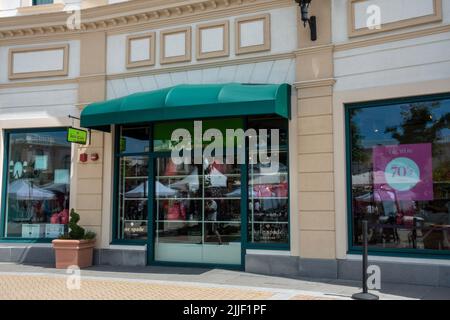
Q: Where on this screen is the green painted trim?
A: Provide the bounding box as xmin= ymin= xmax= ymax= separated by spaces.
xmin=286 ymin=117 xmax=291 ymax=249
xmin=345 ymin=103 xmax=355 ymax=257
xmin=112 ymin=126 xmax=120 ymax=241
xmin=110 ymin=240 xmax=146 ymax=246
xmin=0 ymin=238 xmax=53 ymax=243
xmin=346 ymin=92 xmax=450 ymax=110
xmin=344 ymin=93 xmax=450 ymax=259
xmin=146 ymin=131 xmax=156 ymax=265
xmin=245 ymin=243 xmax=290 ymax=250
xmin=240 ymin=118 xmax=248 ymax=266
xmin=0 ymin=130 xmax=9 ymax=239
xmin=1 ymin=127 xmax=69 ymax=241
xmin=150 ymin=260 xmax=244 ymax=271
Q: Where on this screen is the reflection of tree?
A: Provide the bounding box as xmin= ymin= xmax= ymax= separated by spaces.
xmin=349 ymin=109 xmax=369 ymax=164
xmin=385 ymin=102 xmax=450 ymax=183
xmin=385 ymin=102 xmax=449 ymax=149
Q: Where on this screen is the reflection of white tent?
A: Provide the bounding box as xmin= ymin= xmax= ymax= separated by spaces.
xmin=355 ymin=190 xmax=396 ymax=202
xmin=42 ymin=183 xmax=69 ymax=194
xmin=9 ymin=180 xmax=55 ymax=200
xmin=352 ymin=171 xmax=385 ymax=185
xmin=171 ymin=168 xmax=199 ymax=191
xmin=226 ymin=187 xmax=257 ymax=197
xmin=249 ymin=173 xmax=282 ymax=185
xmin=125 ymin=182 xmax=148 ymax=198
xmin=125 ymin=181 xmax=177 ymax=197
xmin=249 ymin=161 xmax=287 ymax=185
xmin=207 ymin=167 xmax=227 ymax=187
xmin=156 ymin=182 xmax=177 ymax=197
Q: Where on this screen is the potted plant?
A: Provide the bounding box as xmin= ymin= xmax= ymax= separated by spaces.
xmin=52 ymin=209 xmax=96 ymax=269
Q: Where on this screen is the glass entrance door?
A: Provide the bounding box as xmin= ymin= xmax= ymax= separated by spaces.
xmin=153 ymin=157 xmax=242 ymax=265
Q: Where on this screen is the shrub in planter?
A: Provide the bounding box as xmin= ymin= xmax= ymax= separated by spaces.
xmin=52 ymin=209 xmax=96 ymax=269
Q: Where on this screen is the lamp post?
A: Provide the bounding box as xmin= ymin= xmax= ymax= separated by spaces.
xmin=295 ymin=0 xmax=317 ymax=41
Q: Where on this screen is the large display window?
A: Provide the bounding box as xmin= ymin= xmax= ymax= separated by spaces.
xmin=347 ymin=94 xmax=450 ymax=256
xmin=114 ymin=116 xmax=290 ymax=264
xmin=1 ymin=128 xmax=71 ymax=240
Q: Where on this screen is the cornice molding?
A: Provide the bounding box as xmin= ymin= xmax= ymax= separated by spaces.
xmin=0 ymin=51 xmax=294 ymax=89
xmin=0 ymin=78 xmax=78 ymax=90
xmin=294 ymin=44 xmax=334 ymax=56
xmin=335 ymin=24 xmax=450 ymax=52
xmin=107 ymin=51 xmax=295 ymax=80
xmin=0 ymin=0 xmax=293 ymax=42
xmin=294 ymin=78 xmax=336 ymax=89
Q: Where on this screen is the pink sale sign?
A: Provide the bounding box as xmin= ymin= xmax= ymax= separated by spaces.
xmin=372 ymin=143 xmax=433 ymax=201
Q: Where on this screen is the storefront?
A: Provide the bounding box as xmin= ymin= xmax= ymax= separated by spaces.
xmin=80 ymin=83 xmax=291 ymax=267
xmin=0 ymin=0 xmax=449 ymax=287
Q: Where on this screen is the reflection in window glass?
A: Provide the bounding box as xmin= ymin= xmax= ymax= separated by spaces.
xmin=120 ymin=126 xmax=150 ymax=154
xmin=348 ymin=98 xmax=450 ymax=253
xmin=4 ymin=130 xmax=71 ymax=239
xmin=117 ymin=156 xmax=148 ymax=240
xmin=154 ymin=156 xmax=242 ymax=264
xmin=116 ymin=116 xmax=290 ymax=253
xmin=247 ymin=117 xmax=289 ymax=244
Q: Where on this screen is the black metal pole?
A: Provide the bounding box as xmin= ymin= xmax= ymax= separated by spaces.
xmin=362 ymin=220 xmax=369 ymax=293
xmin=352 ymin=219 xmax=379 ymax=300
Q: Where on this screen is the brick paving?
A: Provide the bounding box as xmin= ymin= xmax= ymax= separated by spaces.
xmin=0 ymin=274 xmax=332 ymax=300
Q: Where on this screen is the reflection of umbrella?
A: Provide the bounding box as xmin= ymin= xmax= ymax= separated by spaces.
xmin=171 ymin=168 xmax=199 ymax=191
xmin=9 ymin=180 xmax=55 ymax=200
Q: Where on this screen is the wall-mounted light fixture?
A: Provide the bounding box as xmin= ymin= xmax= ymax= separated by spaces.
xmin=295 ymin=0 xmax=317 ymax=41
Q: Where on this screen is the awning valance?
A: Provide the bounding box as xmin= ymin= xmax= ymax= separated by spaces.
xmin=80 ymin=83 xmax=291 ymax=131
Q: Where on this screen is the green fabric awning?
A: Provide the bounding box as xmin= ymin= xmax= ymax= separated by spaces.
xmin=80 ymin=83 xmax=291 ymax=131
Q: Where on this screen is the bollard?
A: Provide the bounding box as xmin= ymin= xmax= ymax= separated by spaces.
xmin=352 ymin=220 xmax=379 ymax=300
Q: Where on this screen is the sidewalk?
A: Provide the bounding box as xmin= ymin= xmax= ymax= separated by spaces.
xmin=0 ymin=263 xmax=449 ymax=300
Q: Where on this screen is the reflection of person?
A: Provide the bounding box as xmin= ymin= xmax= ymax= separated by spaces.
xmin=32 ymin=201 xmax=45 ymax=222
xmin=205 ymin=199 xmax=222 ymax=244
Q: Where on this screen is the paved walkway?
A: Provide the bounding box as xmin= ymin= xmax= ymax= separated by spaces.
xmin=0 ymin=263 xmax=449 ymax=300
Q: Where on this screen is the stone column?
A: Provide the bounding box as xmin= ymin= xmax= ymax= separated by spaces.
xmin=295 ymin=0 xmax=336 ymax=260
xmin=75 ymin=31 xmax=107 ymax=245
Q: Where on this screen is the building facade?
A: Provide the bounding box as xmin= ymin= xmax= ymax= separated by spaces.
xmin=0 ymin=0 xmax=449 ymax=287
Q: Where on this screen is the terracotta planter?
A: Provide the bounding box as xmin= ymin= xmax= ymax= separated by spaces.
xmin=52 ymin=239 xmax=96 ymax=269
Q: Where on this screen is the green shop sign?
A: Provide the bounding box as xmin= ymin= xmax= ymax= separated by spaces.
xmin=67 ymin=127 xmax=88 ymax=145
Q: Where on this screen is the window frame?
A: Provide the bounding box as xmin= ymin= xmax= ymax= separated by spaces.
xmin=111 ymin=117 xmax=291 ymax=251
xmin=0 ymin=127 xmax=70 ymax=243
xmin=345 ymin=92 xmax=450 ymax=259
